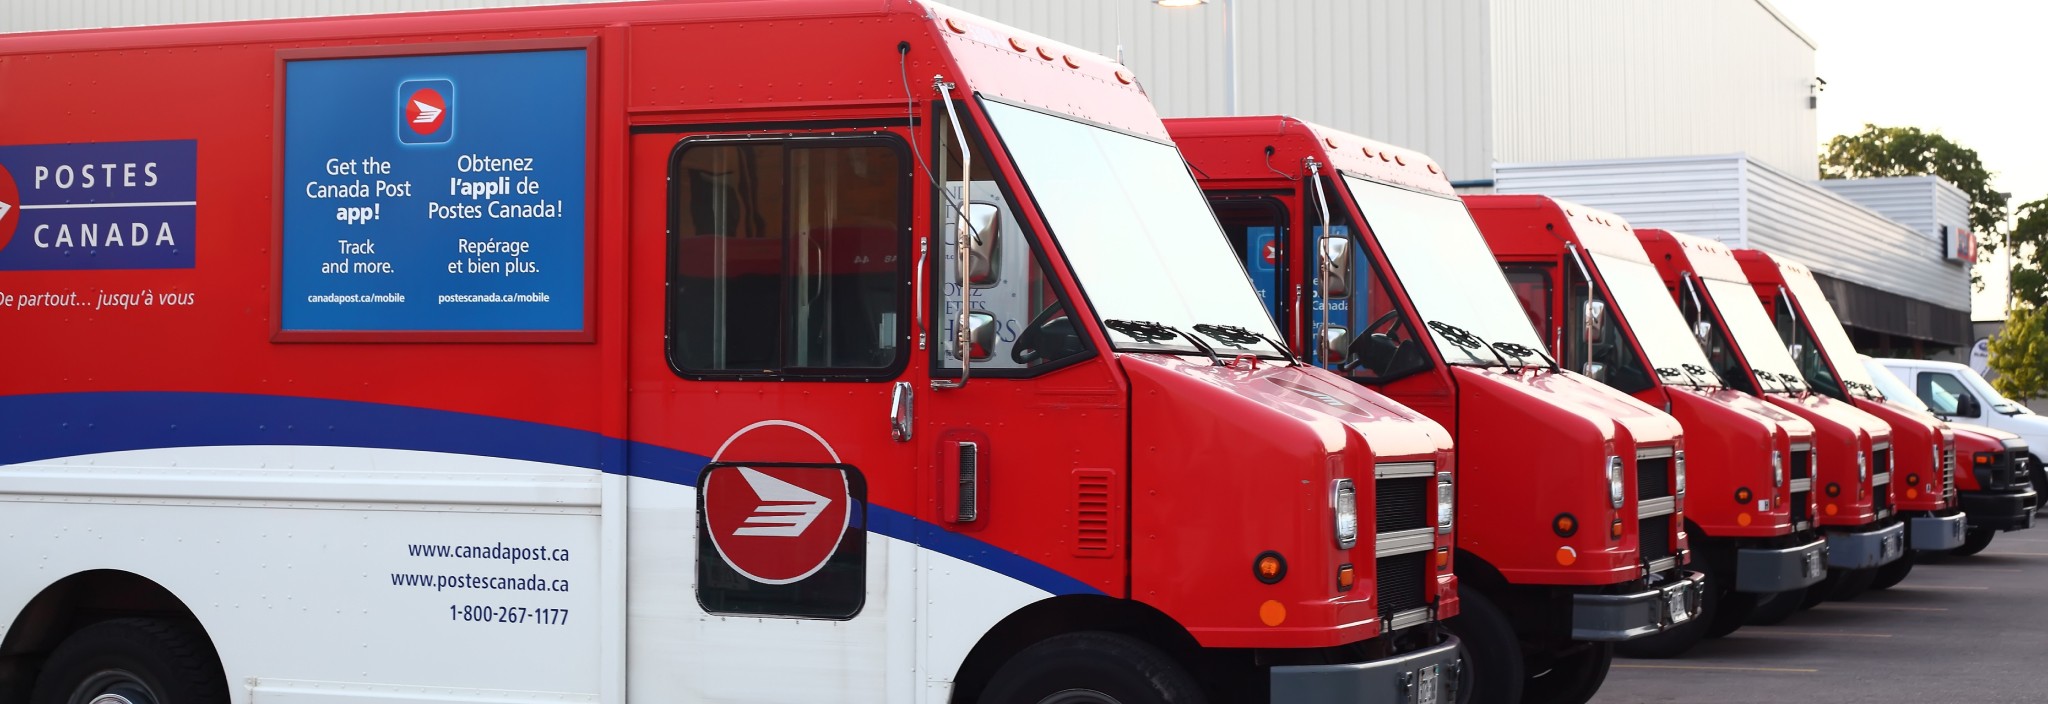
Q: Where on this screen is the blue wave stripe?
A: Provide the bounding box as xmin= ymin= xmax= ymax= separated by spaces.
xmin=0 ymin=391 xmax=1100 ymax=597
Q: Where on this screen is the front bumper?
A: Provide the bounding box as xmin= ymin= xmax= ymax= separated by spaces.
xmin=1733 ymin=538 xmax=1829 ymax=594
xmin=1906 ymin=511 xmax=1969 ymax=551
xmin=1824 ymin=521 xmax=1906 ymax=570
xmin=1963 ymin=488 xmax=2040 ymax=532
xmin=1270 ymin=633 xmax=1462 ymax=704
xmin=1569 ymin=571 xmax=1706 ymax=641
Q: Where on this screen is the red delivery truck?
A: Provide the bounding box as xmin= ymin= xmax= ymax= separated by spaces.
xmin=0 ymin=3 xmax=1468 ymax=703
xmin=1168 ymin=117 xmax=1701 ymax=704
xmin=1857 ymin=357 xmax=2038 ymax=556
xmin=1734 ymin=250 xmax=1967 ymax=589
xmin=1467 ymin=195 xmax=1827 ymax=655
xmin=1636 ymin=230 xmax=1905 ymax=604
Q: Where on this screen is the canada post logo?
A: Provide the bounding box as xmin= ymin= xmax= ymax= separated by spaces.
xmin=702 ymin=465 xmax=851 ymax=585
xmin=0 ymin=140 xmax=197 ymax=271
xmin=398 ymin=79 xmax=453 ymax=144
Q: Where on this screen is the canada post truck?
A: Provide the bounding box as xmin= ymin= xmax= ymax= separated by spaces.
xmin=0 ymin=3 xmax=1467 ymax=703
xmin=1466 ymin=196 xmax=1827 ymax=656
xmin=1635 ymin=231 xmax=1904 ymax=604
xmin=1168 ymin=117 xmax=1701 ymax=704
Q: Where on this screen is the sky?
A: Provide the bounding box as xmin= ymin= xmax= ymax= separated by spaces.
xmin=1768 ymin=0 xmax=2048 ymax=319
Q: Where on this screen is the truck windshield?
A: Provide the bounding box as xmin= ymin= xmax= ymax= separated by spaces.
xmin=1702 ymin=277 xmax=1805 ymax=393
xmin=1343 ymin=175 xmax=1553 ymax=366
xmin=1589 ymin=253 xmax=1719 ymax=386
xmin=1779 ymin=268 xmax=1882 ymax=397
xmin=982 ymin=100 xmax=1285 ymax=357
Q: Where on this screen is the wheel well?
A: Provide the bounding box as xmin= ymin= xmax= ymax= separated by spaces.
xmin=0 ymin=570 xmax=220 ymax=702
xmin=947 ymin=595 xmax=1214 ymax=704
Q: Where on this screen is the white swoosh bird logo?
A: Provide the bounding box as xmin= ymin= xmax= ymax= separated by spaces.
xmin=411 ymin=100 xmax=443 ymax=124
xmin=732 ymin=467 xmax=831 ymax=537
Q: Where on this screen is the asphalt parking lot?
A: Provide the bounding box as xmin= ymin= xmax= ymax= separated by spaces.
xmin=1591 ymin=526 xmax=2048 ymax=703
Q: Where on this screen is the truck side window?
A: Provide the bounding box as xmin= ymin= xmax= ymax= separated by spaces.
xmin=1210 ymin=198 xmax=1289 ymax=323
xmin=1501 ymin=268 xmax=1552 ymax=338
xmin=932 ymin=120 xmax=1090 ymax=375
xmin=1918 ymin=372 xmax=1973 ymax=417
xmin=1678 ymin=289 xmax=1755 ymax=395
xmin=1777 ymin=297 xmax=1840 ymax=398
xmin=1567 ymin=268 xmax=1652 ymax=394
xmin=667 ymin=138 xmax=909 ymax=377
xmin=1309 ymin=188 xmax=1430 ymax=383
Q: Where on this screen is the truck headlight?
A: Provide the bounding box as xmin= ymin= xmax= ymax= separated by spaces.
xmin=1675 ymin=451 xmax=1687 ymax=495
xmin=1333 ymin=479 xmax=1358 ymax=549
xmin=1772 ymin=449 xmax=1784 ymax=487
xmin=1607 ymin=455 xmax=1625 ymax=509
xmin=1437 ymin=472 xmax=1455 ymax=534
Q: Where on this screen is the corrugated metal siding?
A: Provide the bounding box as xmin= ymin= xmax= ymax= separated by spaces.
xmin=1493 ymin=155 xmax=1748 ymax=244
xmin=937 ymin=0 xmax=1497 ymax=184
xmin=1743 ymin=159 xmax=1969 ymax=312
xmin=1815 ymin=177 xmax=1939 ymax=237
xmin=1489 ymin=0 xmax=1817 ymax=180
xmin=1 ymin=0 xmax=620 ymax=32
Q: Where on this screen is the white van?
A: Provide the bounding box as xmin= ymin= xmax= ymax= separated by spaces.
xmin=1876 ymin=357 xmax=2048 ymax=496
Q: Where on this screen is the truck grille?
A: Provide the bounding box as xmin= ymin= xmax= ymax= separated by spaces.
xmin=1639 ymin=516 xmax=1673 ymax=563
xmin=1637 ymin=454 xmax=1673 ymax=501
xmin=1376 ymin=477 xmax=1432 ymax=534
xmin=1943 ymin=446 xmax=1958 ymax=503
xmin=1790 ymin=448 xmax=1813 ymax=480
xmin=1376 ymin=551 xmax=1429 ymax=615
xmin=1873 ymin=481 xmax=1891 ymax=514
xmin=1790 ymin=490 xmax=1811 ymax=527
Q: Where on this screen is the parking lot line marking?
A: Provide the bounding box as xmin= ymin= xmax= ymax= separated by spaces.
xmin=1987 ymin=551 xmax=2048 ymax=556
xmin=1614 ymin=664 xmax=1818 ymax=673
xmin=1819 ymin=603 xmax=1949 ymax=612
xmin=1890 ymin=584 xmax=1990 ymax=591
xmin=1929 ymin=566 xmax=2022 ymax=572
xmin=1743 ymin=630 xmax=1893 ymax=638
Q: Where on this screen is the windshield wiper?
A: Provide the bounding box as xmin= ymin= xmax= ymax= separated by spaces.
xmin=1194 ymin=323 xmax=1295 ymax=362
xmin=1773 ymin=371 xmax=1807 ymax=394
xmin=1426 ymin=320 xmax=1514 ymax=368
xmin=1106 ymin=319 xmax=1222 ymax=366
xmin=1682 ymin=363 xmax=1717 ymax=387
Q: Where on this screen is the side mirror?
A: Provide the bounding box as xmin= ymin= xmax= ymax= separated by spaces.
xmin=1956 ymin=393 xmax=1983 ymax=418
xmin=1787 ymin=342 xmax=1805 ymax=362
xmin=1584 ymin=361 xmax=1608 ymax=382
xmin=1321 ymin=237 xmax=1353 ymax=299
xmin=1582 ymin=299 xmax=1607 ymax=341
xmin=967 ymin=312 xmax=998 ymax=362
xmin=965 ymin=203 xmax=1001 ymax=287
xmin=1322 ymin=326 xmax=1352 ymax=364
xmin=1692 ymin=320 xmax=1713 ymax=347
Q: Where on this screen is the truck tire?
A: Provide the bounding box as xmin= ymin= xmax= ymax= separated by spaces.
xmin=1521 ymin=642 xmax=1613 ymax=704
xmin=1614 ymin=571 xmax=1717 ymax=659
xmin=1829 ymin=568 xmax=1880 ymax=601
xmin=1799 ymin=571 xmax=1840 ymax=608
xmin=29 ymin=617 xmax=227 ymax=704
xmin=1869 ymin=554 xmax=1914 ymax=590
xmin=1706 ymin=588 xmax=1754 ymax=638
xmin=2031 ymin=453 xmax=2047 ymax=501
xmin=1952 ymin=528 xmax=1997 ymax=556
xmin=978 ymin=632 xmax=1207 ymax=704
xmin=1745 ymin=588 xmax=1803 ymax=625
xmin=1444 ymin=586 xmax=1523 ymax=704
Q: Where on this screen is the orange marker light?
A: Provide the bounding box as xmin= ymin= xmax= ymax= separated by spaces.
xmin=1554 ymin=514 xmax=1578 ymax=536
xmin=1556 ymin=546 xmax=1578 ymax=566
xmin=1610 ymin=519 xmax=1624 ymax=539
xmin=1259 ymin=600 xmax=1287 ymax=626
xmin=1906 ymin=487 xmax=1920 ymax=500
xmin=1254 ymin=552 xmax=1287 ymax=584
xmin=1337 ymin=564 xmax=1355 ymax=590
xmin=1737 ymin=512 xmax=1752 ymax=527
xmin=1825 ymin=503 xmax=1839 ymax=516
xmin=1437 ymin=547 xmax=1451 ymax=570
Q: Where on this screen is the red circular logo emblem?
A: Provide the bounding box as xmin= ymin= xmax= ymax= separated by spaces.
xmin=703 ymin=465 xmax=851 ymax=584
xmin=404 ymin=88 xmax=448 ymax=135
xmin=0 ymin=162 xmax=18 ymax=252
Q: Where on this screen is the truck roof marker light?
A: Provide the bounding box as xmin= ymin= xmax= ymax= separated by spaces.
xmin=1259 ymin=600 xmax=1287 ymax=626
xmin=1037 ymin=46 xmax=1056 ymax=61
xmin=1008 ymin=37 xmax=1029 ymax=52
xmin=1063 ymin=54 xmax=1081 ymax=69
xmin=945 ymin=17 xmax=967 ymax=33
xmin=1115 ymin=69 xmax=1134 ymax=85
xmin=1553 ymin=513 xmax=1578 ymax=537
xmin=1394 ymin=155 xmax=1407 ymax=166
xmin=1379 ymin=151 xmax=1392 ymax=162
xmin=1325 ymin=137 xmax=1339 ymax=148
xmin=1254 ymin=551 xmax=1287 ymax=584
xmin=1361 ymin=147 xmax=1376 ymax=159
xmin=1427 ymin=164 xmax=1439 ymax=174
xmin=1556 ymin=546 xmax=1578 ymax=566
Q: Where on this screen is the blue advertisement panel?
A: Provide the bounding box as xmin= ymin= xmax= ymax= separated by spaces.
xmin=281 ymin=49 xmax=587 ymax=332
xmin=1243 ymin=226 xmax=1279 ymax=319
xmin=0 ymin=140 xmax=198 ymax=271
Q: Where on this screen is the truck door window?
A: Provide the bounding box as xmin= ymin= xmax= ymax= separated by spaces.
xmin=667 ymin=138 xmax=909 ymax=378
xmin=1210 ymin=198 xmax=1289 ymax=322
xmin=1777 ymin=297 xmax=1840 ymax=398
xmin=1567 ymin=266 xmax=1652 ymax=393
xmin=1918 ymin=372 xmax=1975 ymax=417
xmin=1308 ymin=190 xmax=1430 ymax=383
xmin=932 ymin=118 xmax=1090 ymax=375
xmin=1501 ymin=268 xmax=1552 ymax=339
xmin=1678 ymin=289 xmax=1755 ymax=395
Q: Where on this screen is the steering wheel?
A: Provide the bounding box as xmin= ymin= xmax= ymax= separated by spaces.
xmin=1363 ymin=308 xmax=1404 ymax=338
xmin=1011 ymin=303 xmax=1067 ymax=365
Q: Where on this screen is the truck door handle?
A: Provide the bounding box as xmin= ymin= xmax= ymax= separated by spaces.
xmin=890 ymin=381 xmax=914 ymax=442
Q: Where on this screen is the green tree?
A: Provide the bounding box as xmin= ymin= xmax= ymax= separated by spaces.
xmin=2008 ymin=197 xmax=2048 ymax=308
xmin=1820 ymin=124 xmax=2009 ymax=247
xmin=1987 ymin=304 xmax=2048 ymax=401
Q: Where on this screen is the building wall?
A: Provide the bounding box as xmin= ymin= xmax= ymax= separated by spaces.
xmin=1489 ymin=0 xmax=1818 ymax=180
xmin=1493 ymin=155 xmax=1749 ymax=244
